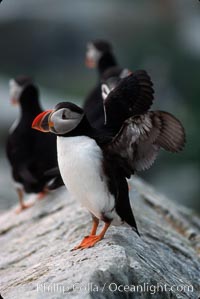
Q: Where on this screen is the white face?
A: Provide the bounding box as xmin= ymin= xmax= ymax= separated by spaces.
xmin=50 ymin=108 xmax=84 ymax=135
xmin=9 ymin=79 xmax=23 ymax=105
xmin=101 ymin=84 xmax=111 ymax=125
xmin=120 ymin=68 xmax=132 ymax=79
xmin=101 ymin=69 xmax=132 ymax=101
xmin=101 ymin=83 xmax=112 ymax=101
xmin=85 ymin=43 xmax=101 ymax=68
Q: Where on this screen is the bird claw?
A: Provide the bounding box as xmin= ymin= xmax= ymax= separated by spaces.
xmin=15 ymin=202 xmax=34 ymax=214
xmin=71 ymin=235 xmax=103 ymax=251
xmin=37 ymin=191 xmax=48 ymax=200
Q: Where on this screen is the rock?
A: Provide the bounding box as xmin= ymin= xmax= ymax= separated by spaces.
xmin=0 ymin=177 xmax=200 ymax=299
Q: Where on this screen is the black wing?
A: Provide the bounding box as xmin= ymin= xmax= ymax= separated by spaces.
xmin=6 ymin=132 xmax=38 ymax=184
xmin=104 ymin=111 xmax=185 ymax=177
xmin=103 ymin=70 xmax=154 ymax=132
xmin=6 ymin=125 xmax=58 ymax=191
xmin=44 ymin=167 xmax=64 ymax=190
xmin=44 ymin=167 xmax=60 ymax=177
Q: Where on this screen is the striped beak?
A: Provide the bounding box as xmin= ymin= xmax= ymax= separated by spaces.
xmin=32 ymin=110 xmax=54 ymax=132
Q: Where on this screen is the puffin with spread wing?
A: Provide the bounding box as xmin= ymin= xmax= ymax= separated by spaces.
xmin=32 ymin=71 xmax=185 ymax=249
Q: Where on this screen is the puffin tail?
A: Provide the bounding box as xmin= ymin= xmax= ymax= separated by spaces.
xmin=132 ymin=226 xmax=141 ymax=237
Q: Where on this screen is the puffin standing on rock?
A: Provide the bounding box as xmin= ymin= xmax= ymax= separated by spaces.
xmin=32 ymin=72 xmax=185 ymax=250
xmin=6 ymin=77 xmax=59 ymax=213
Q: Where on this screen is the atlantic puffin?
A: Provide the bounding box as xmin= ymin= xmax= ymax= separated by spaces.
xmin=84 ymin=40 xmax=118 ymax=129
xmin=32 ymin=72 xmax=185 ymax=250
xmin=6 ymin=76 xmax=60 ymax=212
xmin=43 ymin=66 xmax=132 ymax=190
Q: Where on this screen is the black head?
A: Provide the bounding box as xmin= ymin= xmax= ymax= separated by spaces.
xmin=102 ymin=66 xmax=124 ymax=81
xmin=9 ymin=76 xmax=39 ymax=109
xmin=101 ymin=67 xmax=132 ymax=101
xmin=54 ymin=102 xmax=83 ymax=115
xmin=85 ymin=39 xmax=113 ymax=69
xmin=102 ymin=66 xmax=131 ymax=81
xmin=15 ymin=76 xmax=33 ymax=87
xmin=32 ymin=102 xmax=85 ymax=136
xmin=92 ymin=40 xmax=112 ymax=53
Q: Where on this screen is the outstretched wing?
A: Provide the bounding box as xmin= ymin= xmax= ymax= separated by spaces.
xmin=104 ymin=111 xmax=185 ymax=177
xmin=102 ymin=70 xmax=154 ymax=131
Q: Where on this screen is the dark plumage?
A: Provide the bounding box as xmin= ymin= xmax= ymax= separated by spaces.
xmin=6 ymin=77 xmax=60 ymax=212
xmin=84 ymin=40 xmax=118 ymax=129
xmin=32 ymin=72 xmax=185 ymax=249
xmin=85 ymin=40 xmax=117 ymax=76
xmin=102 ymin=70 xmax=154 ymax=133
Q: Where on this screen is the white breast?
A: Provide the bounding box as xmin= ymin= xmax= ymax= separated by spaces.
xmin=57 ymin=136 xmax=120 ymax=223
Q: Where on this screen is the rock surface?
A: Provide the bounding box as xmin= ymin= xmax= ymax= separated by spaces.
xmin=0 ymin=177 xmax=200 ymax=299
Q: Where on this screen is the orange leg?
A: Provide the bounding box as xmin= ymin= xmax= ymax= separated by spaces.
xmin=37 ymin=189 xmax=48 ymax=200
xmin=72 ymin=221 xmax=111 ymax=251
xmin=90 ymin=217 xmax=99 ymax=235
xmin=15 ymin=188 xmax=33 ymax=214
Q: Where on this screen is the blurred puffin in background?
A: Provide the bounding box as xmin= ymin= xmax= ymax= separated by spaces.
xmin=85 ymin=40 xmax=117 ymax=75
xmin=6 ymin=76 xmax=61 ymax=213
xmin=32 ymin=71 xmax=185 ymax=250
xmin=84 ymin=40 xmax=131 ymax=129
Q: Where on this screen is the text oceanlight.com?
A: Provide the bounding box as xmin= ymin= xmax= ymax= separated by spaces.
xmin=36 ymin=282 xmax=193 ymax=295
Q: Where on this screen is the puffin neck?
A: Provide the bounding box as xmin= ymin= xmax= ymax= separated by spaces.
xmin=20 ymin=97 xmax=42 ymax=116
xmin=98 ymin=52 xmax=117 ymax=77
xmin=19 ymin=86 xmax=43 ymax=117
xmin=57 ymin=115 xmax=114 ymax=147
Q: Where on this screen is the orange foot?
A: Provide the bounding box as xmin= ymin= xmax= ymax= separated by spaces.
xmin=37 ymin=191 xmax=48 ymax=200
xmin=15 ymin=202 xmax=34 ymax=214
xmin=72 ymin=235 xmax=103 ymax=251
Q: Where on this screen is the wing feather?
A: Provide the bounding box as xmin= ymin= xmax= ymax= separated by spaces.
xmin=105 ymin=111 xmax=185 ymax=175
xmin=103 ymin=70 xmax=154 ymax=131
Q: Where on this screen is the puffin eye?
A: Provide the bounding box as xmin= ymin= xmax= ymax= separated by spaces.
xmin=62 ymin=111 xmax=67 ymax=120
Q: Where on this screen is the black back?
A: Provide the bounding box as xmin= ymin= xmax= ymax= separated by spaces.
xmin=6 ymin=83 xmax=58 ymax=193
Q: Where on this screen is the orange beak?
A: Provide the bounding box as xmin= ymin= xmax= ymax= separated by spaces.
xmin=85 ymin=57 xmax=96 ymax=68
xmin=32 ymin=110 xmax=54 ymax=132
xmin=11 ymin=98 xmax=19 ymax=106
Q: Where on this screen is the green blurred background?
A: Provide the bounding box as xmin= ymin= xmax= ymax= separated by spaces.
xmin=0 ymin=0 xmax=199 ymax=212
